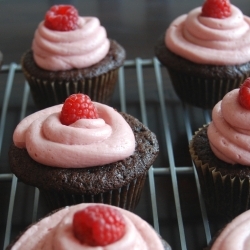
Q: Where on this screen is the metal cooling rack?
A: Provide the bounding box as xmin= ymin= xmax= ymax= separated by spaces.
xmin=0 ymin=59 xmax=216 ymax=250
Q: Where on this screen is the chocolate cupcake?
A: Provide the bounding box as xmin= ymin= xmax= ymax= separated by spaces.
xmin=189 ymin=125 xmax=250 ymax=220
xmin=155 ymin=0 xmax=250 ymax=109
xmin=21 ymin=5 xmax=125 ymax=110
xmin=190 ymin=80 xmax=250 ymax=220
xmin=6 ymin=203 xmax=171 ymax=250
xmin=9 ymin=94 xmax=159 ymax=211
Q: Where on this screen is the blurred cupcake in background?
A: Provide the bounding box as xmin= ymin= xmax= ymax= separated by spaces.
xmin=155 ymin=0 xmax=250 ymax=109
xmin=22 ymin=4 xmax=125 ymax=110
xmin=6 ymin=203 xmax=171 ymax=250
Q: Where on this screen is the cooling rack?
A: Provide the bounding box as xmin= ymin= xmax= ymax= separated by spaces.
xmin=0 ymin=59 xmax=224 ymax=250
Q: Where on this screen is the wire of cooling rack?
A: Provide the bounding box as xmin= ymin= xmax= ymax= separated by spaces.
xmin=0 ymin=59 xmax=213 ymax=250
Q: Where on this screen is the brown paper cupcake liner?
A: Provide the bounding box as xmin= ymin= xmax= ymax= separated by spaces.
xmin=167 ymin=69 xmax=247 ymax=109
xmin=23 ymin=68 xmax=119 ymax=110
xmin=39 ymin=173 xmax=147 ymax=211
xmin=190 ymin=131 xmax=250 ymax=220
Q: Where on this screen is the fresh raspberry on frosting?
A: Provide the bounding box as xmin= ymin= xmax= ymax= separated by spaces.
xmin=60 ymin=93 xmax=99 ymax=125
xmin=239 ymin=77 xmax=250 ymax=109
xmin=202 ymin=0 xmax=231 ymax=19
xmin=73 ymin=205 xmax=126 ymax=246
xmin=44 ymin=5 xmax=79 ymax=31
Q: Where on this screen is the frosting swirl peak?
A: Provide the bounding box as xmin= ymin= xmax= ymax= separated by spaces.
xmin=166 ymin=5 xmax=250 ymax=65
xmin=208 ymin=89 xmax=250 ymax=165
xmin=32 ymin=17 xmax=110 ymax=71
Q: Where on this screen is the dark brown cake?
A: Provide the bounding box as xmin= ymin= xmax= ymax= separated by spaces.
xmin=189 ymin=125 xmax=250 ymax=220
xmin=9 ymin=113 xmax=159 ymax=211
xmin=22 ymin=39 xmax=126 ymax=109
xmin=155 ymin=35 xmax=250 ymax=109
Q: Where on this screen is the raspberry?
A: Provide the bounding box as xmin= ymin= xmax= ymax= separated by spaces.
xmin=239 ymin=78 xmax=250 ymax=109
xmin=73 ymin=205 xmax=126 ymax=246
xmin=202 ymin=0 xmax=231 ymax=19
xmin=44 ymin=5 xmax=79 ymax=31
xmin=60 ymin=93 xmax=99 ymax=125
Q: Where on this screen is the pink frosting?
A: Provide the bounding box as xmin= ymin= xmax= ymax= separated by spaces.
xmin=32 ymin=17 xmax=110 ymax=71
xmin=13 ymin=103 xmax=135 ymax=168
xmin=166 ymin=5 xmax=250 ymax=65
xmin=207 ymin=89 xmax=250 ymax=165
xmin=211 ymin=209 xmax=250 ymax=250
xmin=10 ymin=203 xmax=164 ymax=250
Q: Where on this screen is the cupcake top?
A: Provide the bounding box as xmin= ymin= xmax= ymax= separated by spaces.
xmin=9 ymin=203 xmax=166 ymax=250
xmin=13 ymin=94 xmax=135 ymax=168
xmin=207 ymin=78 xmax=250 ymax=165
xmin=32 ymin=5 xmax=110 ymax=71
xmin=210 ymin=209 xmax=250 ymax=250
xmin=165 ymin=0 xmax=250 ymax=65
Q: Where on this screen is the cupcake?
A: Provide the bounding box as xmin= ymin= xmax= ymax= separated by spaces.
xmin=9 ymin=93 xmax=159 ymax=211
xmin=189 ymin=77 xmax=250 ymax=220
xmin=22 ymin=5 xmax=125 ymax=110
xmin=205 ymin=209 xmax=250 ymax=250
xmin=155 ymin=0 xmax=250 ymax=109
xmin=6 ymin=203 xmax=171 ymax=250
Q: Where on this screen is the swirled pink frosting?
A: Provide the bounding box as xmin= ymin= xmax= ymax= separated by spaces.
xmin=32 ymin=17 xmax=110 ymax=71
xmin=207 ymin=89 xmax=250 ymax=165
xmin=211 ymin=209 xmax=250 ymax=250
xmin=11 ymin=203 xmax=164 ymax=250
xmin=166 ymin=5 xmax=250 ymax=65
xmin=13 ymin=103 xmax=135 ymax=168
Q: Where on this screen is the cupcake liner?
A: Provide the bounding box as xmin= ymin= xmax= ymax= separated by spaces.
xmin=39 ymin=173 xmax=147 ymax=211
xmin=23 ymin=68 xmax=119 ymax=110
xmin=167 ymin=68 xmax=247 ymax=109
xmin=190 ymin=130 xmax=250 ymax=220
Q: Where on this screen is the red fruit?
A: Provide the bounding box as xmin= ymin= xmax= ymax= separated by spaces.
xmin=239 ymin=78 xmax=250 ymax=109
xmin=60 ymin=93 xmax=98 ymax=125
xmin=44 ymin=5 xmax=79 ymax=31
xmin=73 ymin=205 xmax=126 ymax=246
xmin=202 ymin=0 xmax=231 ymax=19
